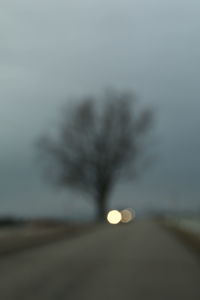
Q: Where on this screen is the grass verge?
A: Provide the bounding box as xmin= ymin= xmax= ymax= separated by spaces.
xmin=162 ymin=221 xmax=200 ymax=257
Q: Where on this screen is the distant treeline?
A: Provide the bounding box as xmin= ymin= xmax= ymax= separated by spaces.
xmin=0 ymin=216 xmax=69 ymax=228
xmin=0 ymin=217 xmax=27 ymax=227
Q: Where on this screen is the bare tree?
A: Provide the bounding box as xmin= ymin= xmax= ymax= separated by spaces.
xmin=37 ymin=90 xmax=154 ymax=221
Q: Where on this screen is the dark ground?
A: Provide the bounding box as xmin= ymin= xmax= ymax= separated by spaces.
xmin=0 ymin=220 xmax=199 ymax=300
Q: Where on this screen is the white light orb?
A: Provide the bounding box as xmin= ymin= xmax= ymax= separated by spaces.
xmin=107 ymin=210 xmax=122 ymax=224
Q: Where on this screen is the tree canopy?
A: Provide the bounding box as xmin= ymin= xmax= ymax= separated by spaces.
xmin=38 ymin=90 xmax=154 ymax=220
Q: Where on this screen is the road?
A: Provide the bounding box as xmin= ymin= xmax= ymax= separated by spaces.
xmin=0 ymin=220 xmax=200 ymax=300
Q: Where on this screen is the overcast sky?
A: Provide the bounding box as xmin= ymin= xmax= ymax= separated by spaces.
xmin=1 ymin=0 xmax=200 ymax=219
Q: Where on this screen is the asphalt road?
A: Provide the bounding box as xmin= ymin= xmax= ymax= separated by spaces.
xmin=0 ymin=220 xmax=200 ymax=300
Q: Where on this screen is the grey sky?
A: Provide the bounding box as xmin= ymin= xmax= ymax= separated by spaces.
xmin=1 ymin=0 xmax=200 ymax=218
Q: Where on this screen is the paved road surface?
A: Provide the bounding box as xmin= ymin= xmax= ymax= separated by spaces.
xmin=0 ymin=220 xmax=200 ymax=300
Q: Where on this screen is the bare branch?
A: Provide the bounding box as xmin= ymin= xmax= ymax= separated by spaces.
xmin=37 ymin=90 xmax=154 ymax=220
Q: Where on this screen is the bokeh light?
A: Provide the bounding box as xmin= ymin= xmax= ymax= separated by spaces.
xmin=121 ymin=208 xmax=136 ymax=223
xmin=107 ymin=210 xmax=122 ymax=224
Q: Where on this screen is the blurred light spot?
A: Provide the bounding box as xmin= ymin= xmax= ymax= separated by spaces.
xmin=107 ymin=210 xmax=121 ymax=224
xmin=121 ymin=208 xmax=135 ymax=223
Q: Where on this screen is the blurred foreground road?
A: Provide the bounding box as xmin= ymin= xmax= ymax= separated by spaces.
xmin=0 ymin=220 xmax=200 ymax=300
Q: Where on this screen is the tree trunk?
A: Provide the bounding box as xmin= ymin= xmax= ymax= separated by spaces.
xmin=96 ymin=195 xmax=107 ymax=222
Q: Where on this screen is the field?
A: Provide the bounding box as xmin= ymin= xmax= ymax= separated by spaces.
xmin=165 ymin=216 xmax=200 ymax=236
xmin=164 ymin=216 xmax=200 ymax=255
xmin=0 ymin=221 xmax=92 ymax=255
